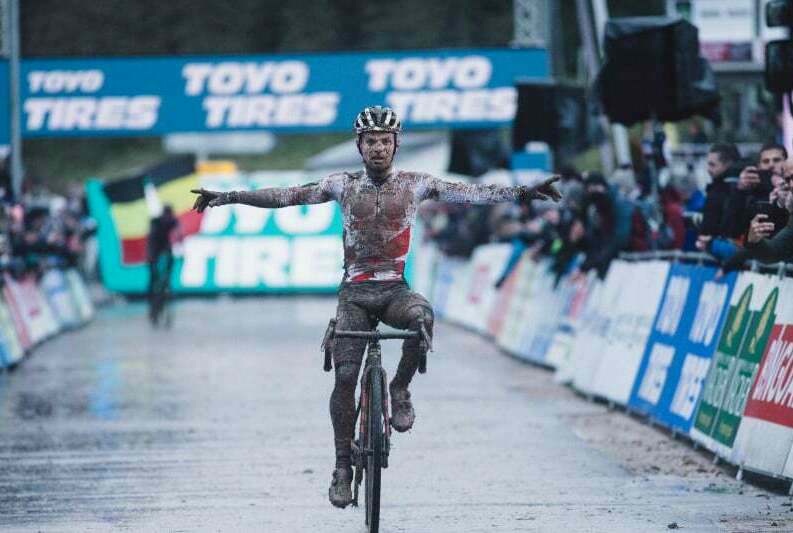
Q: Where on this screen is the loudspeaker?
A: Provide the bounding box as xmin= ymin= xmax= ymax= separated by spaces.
xmin=512 ymin=82 xmax=591 ymax=159
xmin=595 ymin=16 xmax=720 ymax=125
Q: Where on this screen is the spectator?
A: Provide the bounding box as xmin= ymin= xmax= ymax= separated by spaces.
xmin=723 ymin=162 xmax=793 ymax=270
xmin=576 ymin=172 xmax=646 ymax=279
xmin=723 ymin=143 xmax=789 ymax=242
xmin=697 ymin=142 xmax=741 ymax=259
xmin=671 ymin=172 xmax=706 ymax=252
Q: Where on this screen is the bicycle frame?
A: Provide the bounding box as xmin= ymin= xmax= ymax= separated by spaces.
xmin=321 ymin=319 xmax=430 ymax=530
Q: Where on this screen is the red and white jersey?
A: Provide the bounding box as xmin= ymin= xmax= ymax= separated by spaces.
xmin=231 ymin=169 xmax=525 ymax=283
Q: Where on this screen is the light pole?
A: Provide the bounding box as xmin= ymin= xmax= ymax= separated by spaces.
xmin=2 ymin=0 xmax=21 ymax=199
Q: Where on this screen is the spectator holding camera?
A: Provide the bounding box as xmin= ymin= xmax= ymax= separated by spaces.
xmin=744 ymin=166 xmax=793 ymax=263
xmin=724 ymin=143 xmax=789 ymax=243
xmin=722 ymin=161 xmax=793 ymax=271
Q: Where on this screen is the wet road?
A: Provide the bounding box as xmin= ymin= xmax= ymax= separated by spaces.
xmin=0 ymin=297 xmax=790 ymax=532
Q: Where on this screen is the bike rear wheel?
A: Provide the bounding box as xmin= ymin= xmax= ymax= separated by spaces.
xmin=365 ymin=366 xmax=383 ymax=533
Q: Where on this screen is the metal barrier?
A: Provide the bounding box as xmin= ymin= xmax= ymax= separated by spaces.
xmin=619 ymin=250 xmax=793 ymax=277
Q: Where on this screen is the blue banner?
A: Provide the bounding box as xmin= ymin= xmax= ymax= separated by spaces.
xmin=628 ymin=264 xmax=737 ymax=433
xmin=18 ymin=48 xmax=548 ymax=138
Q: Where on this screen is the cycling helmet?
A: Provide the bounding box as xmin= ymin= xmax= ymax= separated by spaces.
xmin=353 ymin=106 xmax=402 ymax=135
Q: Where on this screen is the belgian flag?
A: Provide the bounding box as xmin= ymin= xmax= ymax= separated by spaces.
xmin=103 ymin=156 xmax=203 ymax=265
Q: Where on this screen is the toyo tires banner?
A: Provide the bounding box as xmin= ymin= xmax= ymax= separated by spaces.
xmin=19 ymin=48 xmax=547 ymax=137
xmin=87 ymin=164 xmax=346 ymax=294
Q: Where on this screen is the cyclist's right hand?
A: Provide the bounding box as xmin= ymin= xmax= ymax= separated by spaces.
xmin=191 ymin=188 xmax=223 ymax=212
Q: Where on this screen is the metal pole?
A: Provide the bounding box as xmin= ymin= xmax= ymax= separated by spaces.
xmin=575 ymin=0 xmax=614 ymax=175
xmin=590 ymin=0 xmax=632 ymax=168
xmin=8 ymin=0 xmax=21 ymax=199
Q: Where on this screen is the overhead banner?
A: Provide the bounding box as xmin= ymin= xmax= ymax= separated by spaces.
xmin=628 ymin=264 xmax=737 ymax=432
xmin=691 ymin=272 xmax=780 ymax=457
xmin=20 ymin=48 xmax=548 ymax=138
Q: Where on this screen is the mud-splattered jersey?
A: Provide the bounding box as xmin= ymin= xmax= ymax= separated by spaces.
xmin=227 ymin=170 xmax=527 ymax=283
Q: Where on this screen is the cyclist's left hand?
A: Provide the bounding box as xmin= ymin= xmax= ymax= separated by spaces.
xmin=525 ymin=175 xmax=562 ymax=202
xmin=191 ymin=188 xmax=223 ymax=212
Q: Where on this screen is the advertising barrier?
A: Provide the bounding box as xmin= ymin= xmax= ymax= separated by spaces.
xmin=41 ymin=269 xmax=82 ymax=329
xmin=730 ymin=278 xmax=793 ymax=477
xmin=0 ymin=299 xmax=23 ymax=368
xmin=571 ymin=261 xmax=630 ymax=395
xmin=65 ymin=269 xmax=96 ymax=322
xmin=486 ymin=258 xmax=524 ymax=339
xmin=430 ymin=255 xmax=468 ymax=320
xmin=685 ymin=272 xmax=779 ymax=458
xmin=495 ymin=257 xmax=538 ymax=357
xmin=629 ymin=264 xmax=737 ymax=432
xmin=452 ymin=244 xmax=511 ymax=334
xmin=426 ymin=243 xmax=793 ymax=483
xmin=546 ymin=274 xmax=594 ymax=378
xmin=3 ymin=273 xmax=59 ymax=346
xmin=516 ymin=263 xmax=566 ymax=365
xmin=590 ymin=260 xmax=670 ymax=405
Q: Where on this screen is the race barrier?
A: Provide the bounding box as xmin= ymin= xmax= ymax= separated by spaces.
xmin=0 ymin=268 xmax=96 ymax=370
xmin=417 ymin=242 xmax=793 ymax=485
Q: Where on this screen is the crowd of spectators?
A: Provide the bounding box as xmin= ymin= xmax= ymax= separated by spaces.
xmin=420 ymin=140 xmax=793 ymax=282
xmin=0 ymin=182 xmax=96 ymax=278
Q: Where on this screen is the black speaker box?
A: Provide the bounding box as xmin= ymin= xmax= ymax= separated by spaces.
xmin=512 ymin=82 xmax=590 ymax=158
xmin=595 ymin=16 xmax=720 ymax=125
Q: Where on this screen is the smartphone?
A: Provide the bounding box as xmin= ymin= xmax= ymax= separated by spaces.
xmin=757 ymin=169 xmax=774 ymax=190
xmin=753 ymin=200 xmax=774 ymax=218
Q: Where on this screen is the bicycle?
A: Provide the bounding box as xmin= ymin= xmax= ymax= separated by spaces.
xmin=321 ymin=317 xmax=432 ymax=533
xmin=148 ymin=253 xmax=173 ymax=328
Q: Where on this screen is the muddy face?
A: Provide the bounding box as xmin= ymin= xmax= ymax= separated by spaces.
xmin=358 ymin=132 xmax=396 ymax=177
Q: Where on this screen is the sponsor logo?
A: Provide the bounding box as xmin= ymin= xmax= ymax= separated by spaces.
xmin=724 ymin=285 xmax=752 ymax=351
xmin=183 ymin=61 xmax=340 ymax=128
xmin=638 ymin=343 xmax=675 ymax=405
xmin=656 ymin=275 xmax=690 ymax=336
xmin=689 ymin=281 xmax=729 ymax=346
xmin=180 ymin=235 xmax=343 ymax=288
xmin=744 ymin=326 xmax=793 ymax=427
xmin=366 ymin=56 xmax=516 ymax=123
xmin=25 ymin=69 xmax=160 ymax=132
xmin=670 ymin=353 xmax=711 ymax=420
xmin=180 ymin=198 xmax=343 ymax=288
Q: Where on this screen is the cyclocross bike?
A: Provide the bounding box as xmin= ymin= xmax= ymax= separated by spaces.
xmin=321 ymin=317 xmax=432 ymax=533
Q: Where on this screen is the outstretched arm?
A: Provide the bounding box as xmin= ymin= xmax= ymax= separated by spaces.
xmin=419 ymin=175 xmax=561 ymax=205
xmin=192 ymin=178 xmax=337 ymax=212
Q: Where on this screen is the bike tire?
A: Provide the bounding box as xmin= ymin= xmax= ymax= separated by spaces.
xmin=365 ymin=366 xmax=383 ymax=533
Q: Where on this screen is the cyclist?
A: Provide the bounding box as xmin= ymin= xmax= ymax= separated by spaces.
xmin=147 ymin=204 xmax=180 ymax=322
xmin=191 ymin=106 xmax=562 ymax=508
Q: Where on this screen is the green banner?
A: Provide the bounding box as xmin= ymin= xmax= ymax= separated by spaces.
xmin=693 ymin=284 xmax=753 ymax=437
xmin=712 ymin=287 xmax=778 ymax=447
xmin=692 ymin=275 xmax=780 ymax=451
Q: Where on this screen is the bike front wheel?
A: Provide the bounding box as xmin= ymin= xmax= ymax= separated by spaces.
xmin=365 ymin=366 xmax=383 ymax=533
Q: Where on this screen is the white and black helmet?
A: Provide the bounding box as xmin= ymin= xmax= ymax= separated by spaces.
xmin=353 ymin=105 xmax=402 ymax=135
